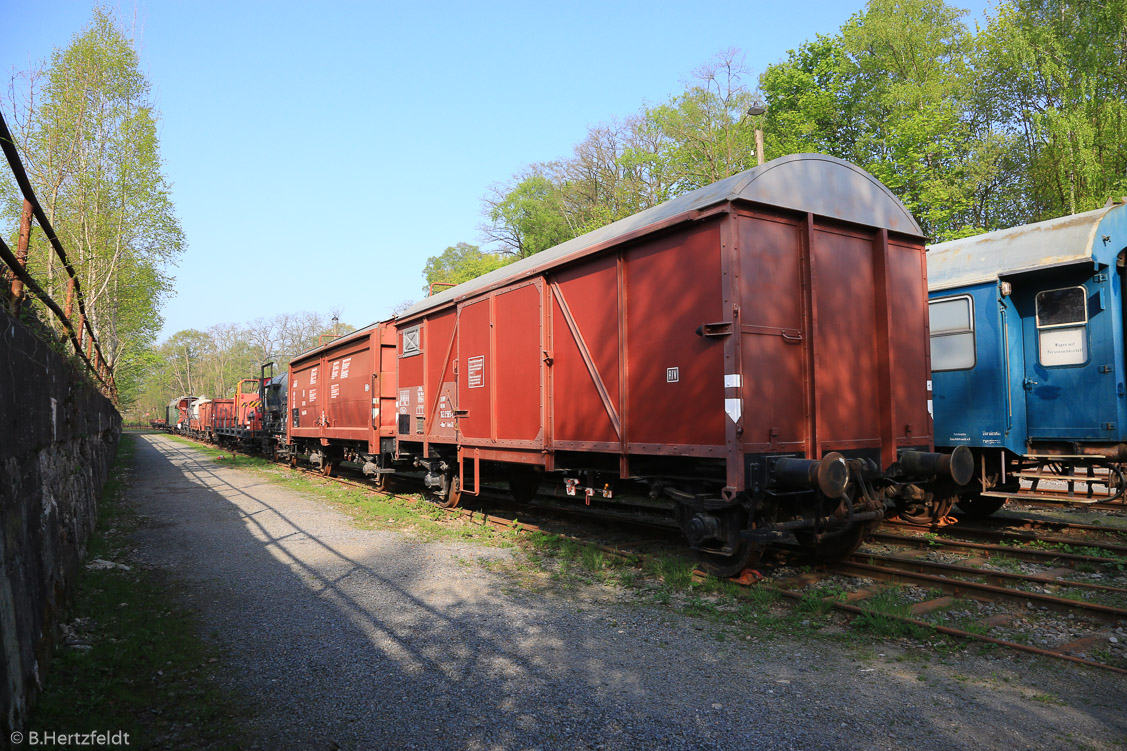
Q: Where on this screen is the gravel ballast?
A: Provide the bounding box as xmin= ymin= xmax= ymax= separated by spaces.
xmin=129 ymin=435 xmax=1127 ymax=750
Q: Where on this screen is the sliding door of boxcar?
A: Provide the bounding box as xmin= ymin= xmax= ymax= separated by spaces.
xmin=323 ymin=338 xmax=372 ymax=442
xmin=457 ymin=281 xmax=545 ymax=448
xmin=738 ymin=213 xmax=807 ymax=455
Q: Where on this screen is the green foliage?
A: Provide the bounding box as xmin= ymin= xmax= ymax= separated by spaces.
xmin=482 ymin=173 xmax=577 ymax=258
xmin=641 ymin=52 xmax=760 ymax=193
xmin=758 ymin=34 xmax=859 ymax=159
xmin=127 ymin=309 xmax=347 ymax=422
xmin=853 ymin=587 xmax=934 ymax=638
xmin=978 ymin=0 xmax=1127 ymax=219
xmin=466 ymin=51 xmax=762 ymax=286
xmin=580 ymin=546 xmax=609 ymax=573
xmin=761 ymin=0 xmax=988 ymax=239
xmin=421 ymin=241 xmax=510 ymax=291
xmin=760 ymin=0 xmax=1127 ymax=238
xmin=3 ymin=9 xmax=185 ymax=406
xmin=456 ymin=0 xmax=1127 ymax=264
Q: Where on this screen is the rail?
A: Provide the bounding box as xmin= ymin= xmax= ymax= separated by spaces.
xmin=0 ymin=110 xmax=116 ymax=400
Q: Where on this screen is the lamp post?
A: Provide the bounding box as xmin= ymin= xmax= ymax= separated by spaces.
xmin=747 ymin=104 xmax=767 ymax=166
xmin=332 ymin=314 xmax=339 ymax=337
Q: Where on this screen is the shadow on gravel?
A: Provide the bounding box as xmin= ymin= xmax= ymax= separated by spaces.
xmin=128 ymin=435 xmax=1127 ymax=751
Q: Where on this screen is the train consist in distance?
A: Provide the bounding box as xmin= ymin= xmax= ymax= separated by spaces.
xmin=928 ymin=201 xmax=1127 ymax=514
xmin=167 ymin=154 xmax=973 ymax=575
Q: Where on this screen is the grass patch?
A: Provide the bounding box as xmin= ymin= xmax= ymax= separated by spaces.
xmin=163 ymin=434 xmax=273 ymax=470
xmin=28 ymin=434 xmax=245 ymax=749
xmin=985 ymin=555 xmax=1026 ymax=574
xmin=166 ymin=435 xmax=511 ymax=548
xmin=158 ymin=435 xmax=1002 ymax=661
xmin=795 ymin=584 xmax=847 ymax=619
xmin=852 ymin=586 xmax=934 ymax=639
xmin=1030 ymin=692 xmax=1065 ymax=705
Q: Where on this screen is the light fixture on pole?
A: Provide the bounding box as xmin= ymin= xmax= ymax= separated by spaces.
xmin=747 ymin=104 xmax=767 ymax=166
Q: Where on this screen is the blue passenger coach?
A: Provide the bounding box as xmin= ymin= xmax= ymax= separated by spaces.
xmin=927 ymin=202 xmax=1127 ymax=515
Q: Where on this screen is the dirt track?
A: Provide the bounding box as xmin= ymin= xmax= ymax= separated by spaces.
xmin=127 ymin=434 xmax=1127 ymax=751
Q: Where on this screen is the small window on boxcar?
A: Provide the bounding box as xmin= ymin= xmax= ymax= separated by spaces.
xmin=929 ymin=295 xmax=975 ymax=371
xmin=400 ymin=325 xmax=421 ymax=357
xmin=1036 ymin=286 xmax=1088 ymax=366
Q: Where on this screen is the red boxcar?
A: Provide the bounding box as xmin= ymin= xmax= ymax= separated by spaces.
xmin=287 ymin=323 xmax=398 ymax=486
xmin=392 ymin=154 xmax=969 ymax=573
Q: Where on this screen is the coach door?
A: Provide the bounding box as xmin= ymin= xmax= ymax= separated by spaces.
xmin=1019 ymin=272 xmax=1117 ymax=441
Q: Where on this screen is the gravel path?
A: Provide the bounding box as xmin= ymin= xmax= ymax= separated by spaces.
xmin=129 ymin=434 xmax=1127 ymax=750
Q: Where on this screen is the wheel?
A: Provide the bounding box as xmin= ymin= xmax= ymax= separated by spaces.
xmin=955 ymin=477 xmax=1017 ymax=518
xmin=508 ymin=472 xmax=540 ymax=503
xmin=435 ymin=473 xmax=461 ymax=509
xmin=694 ymin=538 xmax=766 ymax=578
xmin=289 ymin=454 xmax=298 ymax=469
xmin=954 ymin=494 xmax=1007 ymax=518
xmin=678 ymin=504 xmax=766 ymax=578
xmin=898 ymin=483 xmax=957 ymax=525
xmin=321 ymin=460 xmax=334 ymax=477
xmin=373 ymin=471 xmax=394 ymax=493
xmin=795 ymin=521 xmax=872 ymax=560
xmin=1101 ymin=463 xmax=1126 ymax=502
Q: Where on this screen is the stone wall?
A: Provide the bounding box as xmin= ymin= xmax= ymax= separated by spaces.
xmin=0 ymin=309 xmax=121 ymax=737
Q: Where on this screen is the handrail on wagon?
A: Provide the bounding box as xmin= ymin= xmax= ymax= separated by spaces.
xmin=0 ymin=111 xmax=116 ymax=400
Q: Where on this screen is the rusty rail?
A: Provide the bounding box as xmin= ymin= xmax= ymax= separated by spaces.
xmin=0 ymin=111 xmax=116 ymax=400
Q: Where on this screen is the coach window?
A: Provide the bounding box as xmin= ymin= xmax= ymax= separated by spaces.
xmin=1036 ymin=286 xmax=1088 ymax=366
xmin=400 ymin=325 xmax=421 ymax=357
xmin=929 ymin=295 xmax=975 ymax=371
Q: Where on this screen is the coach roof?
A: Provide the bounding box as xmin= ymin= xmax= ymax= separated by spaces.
xmin=928 ymin=204 xmax=1126 ymax=291
xmin=399 ymin=153 xmax=921 ymax=319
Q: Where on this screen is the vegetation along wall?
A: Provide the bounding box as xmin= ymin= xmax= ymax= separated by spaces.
xmin=0 ymin=308 xmax=121 ymax=735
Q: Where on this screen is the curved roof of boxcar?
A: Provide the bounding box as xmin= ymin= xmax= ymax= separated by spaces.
xmin=927 ymin=204 xmax=1126 ymax=291
xmin=289 ymin=322 xmax=380 ymax=364
xmin=400 ymin=154 xmax=921 ymax=319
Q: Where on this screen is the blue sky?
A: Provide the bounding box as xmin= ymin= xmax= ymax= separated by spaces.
xmin=4 ymin=0 xmax=998 ymax=340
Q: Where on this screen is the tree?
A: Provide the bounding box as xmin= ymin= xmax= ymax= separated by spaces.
xmin=2 ymin=9 xmax=184 ymax=405
xmin=124 ymin=309 xmax=351 ymax=422
xmin=161 ymin=329 xmax=211 ymax=397
xmin=555 ymin=117 xmax=671 ymax=234
xmin=641 ymin=51 xmax=760 ymax=194
xmin=760 ymin=0 xmax=996 ymax=239
xmin=758 ymin=34 xmax=861 ymax=161
xmin=480 ymin=172 xmax=575 ymax=258
xmin=421 ymin=242 xmax=510 ymax=292
xmin=978 ymin=0 xmax=1127 ymax=219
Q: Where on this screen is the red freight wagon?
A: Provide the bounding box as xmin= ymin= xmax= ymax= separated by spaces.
xmin=196 ymin=398 xmax=217 ymax=440
xmin=208 ymin=398 xmax=235 ymax=434
xmin=214 ymin=379 xmax=267 ymax=444
xmin=287 ymin=323 xmax=398 ymax=487
xmin=395 ymin=154 xmax=970 ymax=574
